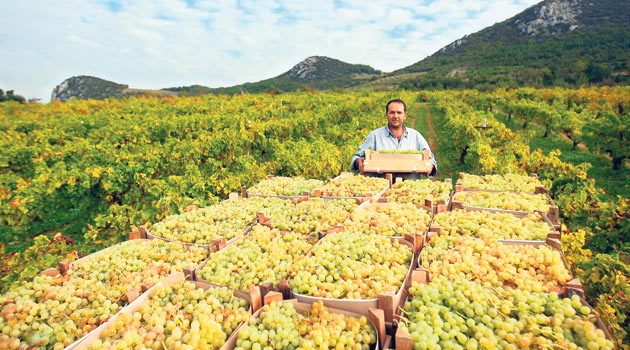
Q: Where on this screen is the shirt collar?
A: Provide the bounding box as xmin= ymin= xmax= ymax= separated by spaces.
xmin=385 ymin=125 xmax=408 ymax=138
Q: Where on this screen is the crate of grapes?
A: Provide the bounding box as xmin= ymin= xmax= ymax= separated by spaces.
xmin=31 ymin=238 xmax=211 ymax=350
xmin=343 ymin=199 xmax=433 ymax=252
xmin=71 ymin=272 xmax=257 ymax=350
xmin=455 ymin=172 xmax=549 ymax=195
xmin=144 ymin=194 xmax=259 ymax=250
xmin=192 ymin=224 xmax=316 ymax=296
xmin=450 ymin=189 xmax=560 ymax=227
xmin=241 ymin=175 xmax=324 ymax=199
xmin=313 ymin=172 xmax=391 ymax=201
xmin=362 ymin=149 xmax=434 ymax=174
xmin=252 ymin=196 xmax=359 ymax=239
xmin=418 ymin=235 xmax=583 ymax=296
xmin=393 ymin=271 xmax=617 ymax=350
xmin=57 ymin=237 xmax=211 ymax=296
xmin=428 ymin=208 xmax=561 ymax=242
xmin=383 ymin=178 xmax=452 ymax=215
xmin=287 ymin=233 xmax=417 ymax=325
xmin=222 ymin=297 xmax=388 ymax=349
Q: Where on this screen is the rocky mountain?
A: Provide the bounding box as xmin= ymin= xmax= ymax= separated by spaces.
xmin=51 ymin=0 xmax=630 ymax=99
xmin=51 ymin=76 xmax=128 ymax=102
xmin=165 ymin=56 xmax=382 ymax=95
xmin=391 ymin=0 xmax=630 ymax=89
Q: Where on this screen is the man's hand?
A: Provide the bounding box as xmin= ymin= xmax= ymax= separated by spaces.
xmin=355 ymin=158 xmax=365 ymax=174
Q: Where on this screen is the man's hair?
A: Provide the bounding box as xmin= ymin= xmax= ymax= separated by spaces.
xmin=386 ymin=99 xmax=406 ymax=113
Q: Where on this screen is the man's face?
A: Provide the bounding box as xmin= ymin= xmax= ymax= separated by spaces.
xmin=386 ymin=102 xmax=407 ymax=128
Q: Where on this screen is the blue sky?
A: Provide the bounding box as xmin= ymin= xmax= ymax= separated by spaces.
xmin=1 ymin=0 xmax=540 ymax=101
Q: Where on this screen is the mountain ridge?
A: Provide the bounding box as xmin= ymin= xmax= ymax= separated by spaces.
xmin=51 ymin=0 xmax=630 ymax=100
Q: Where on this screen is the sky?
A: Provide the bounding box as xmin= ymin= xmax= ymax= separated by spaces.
xmin=1 ymin=0 xmax=541 ymax=101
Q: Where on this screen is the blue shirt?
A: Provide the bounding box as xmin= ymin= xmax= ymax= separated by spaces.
xmin=351 ymin=126 xmax=438 ymax=177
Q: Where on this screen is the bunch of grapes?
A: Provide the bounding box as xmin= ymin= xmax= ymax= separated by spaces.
xmin=150 ymin=197 xmax=293 ymax=244
xmin=269 ymin=198 xmax=358 ymax=235
xmin=421 ymin=236 xmax=572 ymax=292
xmin=344 ymin=202 xmax=431 ymax=237
xmin=453 ymin=191 xmax=551 ymax=212
xmin=459 ymin=173 xmax=543 ymax=193
xmin=68 ymin=239 xmax=209 ymax=302
xmin=385 ymin=179 xmax=452 ymax=205
xmin=247 ymin=176 xmax=324 ymax=196
xmin=377 ymin=150 xmax=425 ymax=154
xmin=87 ymin=281 xmax=250 ymax=350
xmin=317 ymin=175 xmax=389 ymax=197
xmin=234 ymin=300 xmax=376 ymax=350
xmin=399 ymin=278 xmax=615 ymax=350
xmin=432 ymin=209 xmax=551 ymax=241
xmin=197 ymin=225 xmax=313 ymax=290
xmin=0 ymin=275 xmax=123 ymax=350
xmin=290 ymin=233 xmax=412 ymax=299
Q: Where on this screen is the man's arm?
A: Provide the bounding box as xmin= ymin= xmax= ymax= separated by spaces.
xmin=351 ymin=132 xmax=377 ymax=173
xmin=414 ymin=132 xmax=438 ymax=178
xmin=426 ymin=149 xmax=438 ymax=178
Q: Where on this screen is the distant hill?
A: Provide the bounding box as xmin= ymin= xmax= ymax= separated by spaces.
xmin=388 ymin=0 xmax=630 ymax=89
xmin=51 ymin=0 xmax=630 ymax=100
xmin=51 ymin=76 xmax=178 ymax=102
xmin=164 ymin=56 xmax=382 ymax=95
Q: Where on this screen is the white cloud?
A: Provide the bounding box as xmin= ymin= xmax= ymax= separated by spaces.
xmin=0 ymin=0 xmax=543 ymax=101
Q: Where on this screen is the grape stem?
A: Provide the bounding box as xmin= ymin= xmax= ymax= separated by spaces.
xmin=26 ymin=340 xmax=46 ymax=349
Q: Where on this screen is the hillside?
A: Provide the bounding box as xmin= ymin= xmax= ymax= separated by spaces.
xmin=391 ymin=0 xmax=630 ymax=89
xmin=51 ymin=76 xmax=178 ymax=101
xmin=164 ymin=56 xmax=382 ymax=95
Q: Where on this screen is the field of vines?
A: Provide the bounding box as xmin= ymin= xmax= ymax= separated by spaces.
xmin=1 ymin=87 xmax=629 ymax=348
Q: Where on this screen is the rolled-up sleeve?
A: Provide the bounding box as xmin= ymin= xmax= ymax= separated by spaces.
xmin=351 ymin=132 xmax=376 ymax=172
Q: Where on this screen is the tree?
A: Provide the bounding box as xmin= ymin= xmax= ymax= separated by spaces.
xmin=586 ymin=62 xmax=612 ymax=83
xmin=584 ymin=110 xmax=629 ymax=170
xmin=561 ymin=110 xmax=586 ymax=150
xmin=0 ymin=89 xmax=26 ymax=103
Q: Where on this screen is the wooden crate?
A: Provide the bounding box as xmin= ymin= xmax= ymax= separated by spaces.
xmin=347 ymin=198 xmax=432 ymax=250
xmin=428 ymin=207 xmax=561 ymax=241
xmin=71 ymin=272 xmax=258 ymax=350
xmin=313 ymin=172 xmax=391 ymax=201
xmin=450 ymin=189 xmax=560 ymax=227
xmin=455 ymin=172 xmax=549 ymax=195
xmin=191 ymin=226 xmax=316 ymax=297
xmin=55 ymin=237 xmax=210 ymax=299
xmin=363 ymin=149 xmax=434 ymax=174
xmin=418 ymin=236 xmax=583 ymax=296
xmin=288 ymin=236 xmax=418 ymax=324
xmin=393 ymin=270 xmax=615 ymax=350
xmin=241 ymin=175 xmax=321 ymax=199
xmin=222 ymin=298 xmax=387 ymax=349
xmin=384 ymin=177 xmax=452 ymax=215
xmin=143 ymin=194 xmax=258 ymax=249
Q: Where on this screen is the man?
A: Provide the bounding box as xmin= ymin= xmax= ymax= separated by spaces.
xmin=351 ymin=99 xmax=438 ymax=178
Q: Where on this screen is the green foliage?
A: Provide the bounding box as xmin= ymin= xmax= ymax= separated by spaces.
xmin=396 ymin=0 xmax=630 ymax=90
xmin=584 ymin=110 xmax=630 ymax=170
xmin=2 ymin=88 xmax=630 ymax=345
xmin=0 ymin=233 xmax=77 ymax=293
xmin=576 ymin=253 xmax=630 ymax=347
xmin=0 ymin=89 xmax=25 ymax=104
